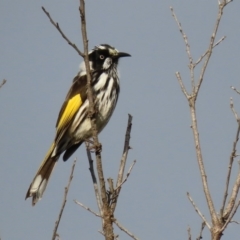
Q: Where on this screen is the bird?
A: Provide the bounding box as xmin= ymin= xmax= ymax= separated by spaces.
xmin=26 ymin=44 xmax=131 ymax=205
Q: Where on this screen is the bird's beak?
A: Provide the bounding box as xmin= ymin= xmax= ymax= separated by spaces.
xmin=117 ymin=52 xmax=131 ymax=58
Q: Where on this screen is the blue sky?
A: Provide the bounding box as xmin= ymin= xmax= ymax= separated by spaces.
xmin=1 ymin=0 xmax=240 ymax=239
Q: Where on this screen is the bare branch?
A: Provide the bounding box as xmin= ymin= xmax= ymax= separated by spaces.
xmin=224 ymin=0 xmax=233 ymax=6
xmin=170 ymin=7 xmax=195 ymax=90
xmin=85 ymin=144 xmax=102 ymax=216
xmin=52 ymin=159 xmax=77 ymax=240
xmin=189 ymin=102 xmax=218 ymax=222
xmin=223 ymin=167 xmax=240 ymax=220
xmin=74 ymin=200 xmax=101 ymax=217
xmin=187 ymin=226 xmax=192 ymax=240
xmin=41 ymin=6 xmax=84 ymax=57
xmin=115 ymin=160 xmax=136 ymax=191
xmin=195 ymin=36 xmax=226 ymax=66
xmin=113 ymin=218 xmax=139 ymax=240
xmin=79 ymin=1 xmax=113 ymax=239
xmin=187 ymin=192 xmax=211 ymax=229
xmin=195 ymin=3 xmax=228 ymax=97
xmin=196 ymin=222 xmax=206 ymax=240
xmin=98 ymin=230 xmax=105 ymax=236
xmin=55 ymin=233 xmax=61 ymax=240
xmin=221 ymin=99 xmax=240 ymax=217
xmin=230 ymin=98 xmax=239 ymax=121
xmin=0 ymin=79 xmax=6 ymax=89
xmin=175 ymin=72 xmax=190 ymax=98
xmin=230 ymin=220 xmax=240 ymax=224
xmin=231 ymin=86 xmax=240 ymax=95
xmin=172 ymin=0 xmax=233 ymax=238
xmin=111 ymin=114 xmax=133 ymax=212
xmin=107 ymin=178 xmax=114 ymax=196
xmin=222 ymin=200 xmax=240 ymax=232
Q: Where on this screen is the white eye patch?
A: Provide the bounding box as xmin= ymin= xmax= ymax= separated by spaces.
xmin=103 ymin=57 xmax=112 ymax=70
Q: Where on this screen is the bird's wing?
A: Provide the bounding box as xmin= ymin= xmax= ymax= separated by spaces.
xmin=55 ymin=74 xmax=87 ymax=140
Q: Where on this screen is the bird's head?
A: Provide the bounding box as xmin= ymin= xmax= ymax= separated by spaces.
xmin=88 ymin=44 xmax=131 ymax=71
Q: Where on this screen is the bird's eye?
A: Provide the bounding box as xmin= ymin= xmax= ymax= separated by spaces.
xmin=99 ymin=55 xmax=105 ymax=60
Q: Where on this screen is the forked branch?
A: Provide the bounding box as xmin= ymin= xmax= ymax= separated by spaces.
xmin=171 ymin=0 xmax=234 ymax=238
xmin=42 ymin=7 xmax=84 ymax=57
xmin=111 ymin=114 xmax=133 ymax=212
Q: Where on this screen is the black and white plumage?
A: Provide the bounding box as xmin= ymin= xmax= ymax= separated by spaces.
xmin=26 ymin=44 xmax=131 ymax=205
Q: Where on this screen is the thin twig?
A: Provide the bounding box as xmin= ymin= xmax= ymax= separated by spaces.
xmin=187 ymin=192 xmax=211 ymax=229
xmin=52 ymin=159 xmax=77 ymax=240
xmin=170 ymin=6 xmax=195 ymax=90
xmin=225 ymin=0 xmax=233 ymax=6
xmin=195 ymin=2 xmax=227 ymax=97
xmin=85 ymin=143 xmax=102 ymax=216
xmin=187 ymin=226 xmax=192 ymax=240
xmin=221 ymin=200 xmax=240 ymax=232
xmin=223 ymin=167 xmax=240 ymax=220
xmin=0 ymin=79 xmax=6 ymax=89
xmin=194 ymin=36 xmax=226 ymax=66
xmin=230 ymin=220 xmax=240 ymax=224
xmin=175 ymin=72 xmax=189 ymax=98
xmin=74 ymin=199 xmax=101 ymax=217
xmin=221 ymin=99 xmax=240 ymax=217
xmin=55 ymin=233 xmax=61 ymax=240
xmin=98 ymin=230 xmax=105 ymax=236
xmin=115 ymin=160 xmax=136 ymax=191
xmin=196 ymin=222 xmax=206 ymax=240
xmin=107 ymin=178 xmax=114 ymax=195
xmin=113 ymin=218 xmax=139 ymax=240
xmin=231 ymin=86 xmax=240 ymax=95
xmin=111 ymin=114 xmax=133 ymax=212
xmin=230 ymin=98 xmax=239 ymax=120
xmin=41 ymin=7 xmax=84 ymax=57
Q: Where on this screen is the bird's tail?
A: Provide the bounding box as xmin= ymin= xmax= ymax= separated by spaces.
xmin=26 ymin=143 xmax=59 ymax=206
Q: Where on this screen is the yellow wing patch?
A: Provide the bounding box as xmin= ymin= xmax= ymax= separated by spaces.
xmin=57 ymin=94 xmax=82 ymax=132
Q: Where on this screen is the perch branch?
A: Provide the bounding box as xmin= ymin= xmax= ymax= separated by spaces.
xmin=79 ymin=1 xmax=113 ymax=239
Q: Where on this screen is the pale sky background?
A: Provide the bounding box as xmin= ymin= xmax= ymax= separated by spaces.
xmin=1 ymin=0 xmax=240 ymax=239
